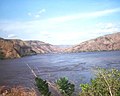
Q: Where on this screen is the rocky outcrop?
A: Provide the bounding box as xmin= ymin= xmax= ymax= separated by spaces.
xmin=65 ymin=32 xmax=120 ymax=53
xmin=0 ymin=38 xmax=62 ymax=59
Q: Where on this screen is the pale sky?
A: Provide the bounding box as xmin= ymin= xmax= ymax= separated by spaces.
xmin=0 ymin=0 xmax=120 ymax=45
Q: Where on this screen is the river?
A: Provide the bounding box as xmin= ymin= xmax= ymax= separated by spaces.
xmin=0 ymin=51 xmax=120 ymax=91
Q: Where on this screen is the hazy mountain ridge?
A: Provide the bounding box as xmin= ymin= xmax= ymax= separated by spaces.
xmin=0 ymin=38 xmax=62 ymax=59
xmin=65 ymin=32 xmax=120 ymax=52
xmin=25 ymin=40 xmax=63 ymax=53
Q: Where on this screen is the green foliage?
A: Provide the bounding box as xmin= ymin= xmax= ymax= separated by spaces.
xmin=79 ymin=69 xmax=120 ymax=96
xmin=35 ymin=77 xmax=51 ymax=96
xmin=56 ymin=77 xmax=75 ymax=96
xmin=35 ymin=69 xmax=120 ymax=96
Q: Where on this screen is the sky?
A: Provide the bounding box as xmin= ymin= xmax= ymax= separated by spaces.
xmin=0 ymin=0 xmax=120 ymax=45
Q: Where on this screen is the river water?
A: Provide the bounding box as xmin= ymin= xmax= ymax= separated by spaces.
xmin=0 ymin=51 xmax=120 ymax=91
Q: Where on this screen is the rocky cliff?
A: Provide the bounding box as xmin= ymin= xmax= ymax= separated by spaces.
xmin=0 ymin=38 xmax=62 ymax=59
xmin=65 ymin=32 xmax=120 ymax=52
xmin=0 ymin=38 xmax=36 ymax=59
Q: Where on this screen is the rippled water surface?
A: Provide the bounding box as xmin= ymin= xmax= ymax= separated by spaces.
xmin=0 ymin=51 xmax=120 ymax=90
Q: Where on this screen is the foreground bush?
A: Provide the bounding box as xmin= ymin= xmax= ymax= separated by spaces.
xmin=80 ymin=69 xmax=120 ymax=96
xmin=34 ymin=68 xmax=120 ymax=96
xmin=35 ymin=77 xmax=51 ymax=96
xmin=56 ymin=77 xmax=75 ymax=96
xmin=0 ymin=86 xmax=36 ymax=96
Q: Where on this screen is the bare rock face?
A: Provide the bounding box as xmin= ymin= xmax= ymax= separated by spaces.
xmin=0 ymin=38 xmax=36 ymax=59
xmin=0 ymin=38 xmax=20 ymax=59
xmin=25 ymin=41 xmax=62 ymax=53
xmin=65 ymin=32 xmax=120 ymax=53
xmin=0 ymin=38 xmax=62 ymax=59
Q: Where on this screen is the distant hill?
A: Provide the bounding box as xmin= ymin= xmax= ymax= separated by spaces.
xmin=0 ymin=38 xmax=62 ymax=59
xmin=25 ymin=40 xmax=63 ymax=53
xmin=65 ymin=32 xmax=120 ymax=53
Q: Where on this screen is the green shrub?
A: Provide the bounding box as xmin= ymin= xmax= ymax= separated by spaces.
xmin=56 ymin=77 xmax=75 ymax=96
xmin=79 ymin=69 xmax=120 ymax=96
xmin=35 ymin=77 xmax=51 ymax=96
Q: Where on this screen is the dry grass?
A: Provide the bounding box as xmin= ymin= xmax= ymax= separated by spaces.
xmin=0 ymin=86 xmax=37 ymax=96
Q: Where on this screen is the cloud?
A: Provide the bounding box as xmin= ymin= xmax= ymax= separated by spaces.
xmin=96 ymin=22 xmax=114 ymax=29
xmin=28 ymin=12 xmax=32 ymax=16
xmin=35 ymin=14 xmax=40 ymax=18
xmin=90 ymin=22 xmax=120 ymax=38
xmin=96 ymin=22 xmax=120 ymax=31
xmin=38 ymin=9 xmax=46 ymax=14
xmin=7 ymin=34 xmax=18 ymax=38
xmin=1 ymin=21 xmax=120 ymax=44
xmin=1 ymin=8 xmax=120 ymax=44
xmin=48 ymin=8 xmax=120 ymax=23
xmin=28 ymin=8 xmax=46 ymax=18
